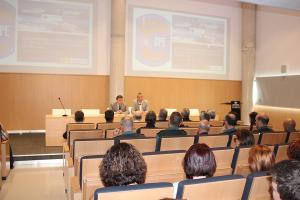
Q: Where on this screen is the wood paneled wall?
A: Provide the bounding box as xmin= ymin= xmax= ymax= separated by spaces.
xmin=0 ymin=73 xmax=109 ymax=130
xmin=125 ymin=76 xmax=242 ymax=119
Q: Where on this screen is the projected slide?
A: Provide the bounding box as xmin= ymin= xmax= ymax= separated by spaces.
xmin=0 ymin=0 xmax=93 ymax=68
xmin=130 ymin=7 xmax=228 ymax=76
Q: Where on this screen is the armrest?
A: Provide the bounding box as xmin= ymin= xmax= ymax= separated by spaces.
xmin=67 ymin=157 xmax=73 ymax=167
xmin=63 ymin=142 xmax=70 ymax=153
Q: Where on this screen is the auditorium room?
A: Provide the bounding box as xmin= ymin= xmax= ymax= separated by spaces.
xmin=1 ymin=0 xmax=300 ymax=199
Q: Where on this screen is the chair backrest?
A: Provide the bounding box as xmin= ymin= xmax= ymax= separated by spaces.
xmin=155 ymin=121 xmax=169 ymax=128
xmin=259 ymin=132 xmax=287 ymax=145
xmin=117 ymin=138 xmax=156 ymax=153
xmin=143 ymin=150 xmax=186 ymax=183
xmin=140 ymin=128 xmax=164 ymax=137
xmin=66 ymin=123 xmax=95 ymax=133
xmin=230 ymin=134 xmax=259 ymax=148
xmin=96 ymin=122 xmax=120 ymax=131
xmin=210 ymin=120 xmax=224 ymax=127
xmin=93 ymin=182 xmax=174 ymax=200
xmin=198 ymin=135 xmax=229 ymax=148
xmin=69 ymin=129 xmax=104 ymax=157
xmin=275 ymin=144 xmax=289 ymax=163
xmin=181 ymin=121 xmax=200 ymax=128
xmin=176 ymin=175 xmax=246 ymax=200
xmin=180 ymin=127 xmax=198 ymax=135
xmin=157 ymin=136 xmax=195 ymax=151
xmin=80 ymin=155 xmax=103 ymax=188
xmin=133 ymin=122 xmax=147 ymax=129
xmin=208 ymin=126 xmax=224 ymax=134
xmin=288 ymin=132 xmax=300 ymax=142
xmin=242 ymin=172 xmax=272 ymax=200
xmin=232 ymin=146 xmax=275 ymax=177
xmin=212 ymin=147 xmax=235 ymax=176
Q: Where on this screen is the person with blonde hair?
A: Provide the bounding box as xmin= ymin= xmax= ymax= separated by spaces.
xmin=248 ymin=145 xmax=275 ymax=172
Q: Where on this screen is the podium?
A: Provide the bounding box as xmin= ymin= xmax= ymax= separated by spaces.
xmin=221 ymin=101 xmax=241 ymax=120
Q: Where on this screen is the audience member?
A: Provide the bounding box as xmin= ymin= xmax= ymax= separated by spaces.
xmin=200 ymin=111 xmax=211 ymax=121
xmin=157 ymin=112 xmax=187 ymax=137
xmin=133 ymin=112 xmax=142 ymax=122
xmin=287 ymin=139 xmax=300 ymax=160
xmin=233 ymin=129 xmax=255 ymax=147
xmin=283 ymin=118 xmax=296 ymax=133
xmin=255 ymin=113 xmax=273 ymax=133
xmin=109 ymin=95 xmax=128 ymax=114
xmin=249 ymin=111 xmax=258 ymax=131
xmin=249 ymin=145 xmax=275 ymax=172
xmin=222 ymin=113 xmax=237 ymax=136
xmin=157 ymin=108 xmax=168 ymax=121
xmin=136 ymin=111 xmax=157 ymax=134
xmin=113 ymin=116 xmax=145 ymax=139
xmin=63 ymin=110 xmax=84 ymax=139
xmin=99 ymin=142 xmax=147 ymax=187
xmin=197 ymin=120 xmax=210 ymax=135
xmin=181 ymin=108 xmax=191 ymax=122
xmin=104 ymin=110 xmax=114 ymax=123
xmin=132 ymin=92 xmax=149 ymax=114
xmin=207 ymin=109 xmax=216 ymax=120
xmin=271 ymin=160 xmax=300 ymax=200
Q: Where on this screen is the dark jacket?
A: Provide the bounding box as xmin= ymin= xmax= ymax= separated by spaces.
xmin=255 ymin=126 xmax=274 ymax=134
xmin=136 ymin=124 xmax=156 ymax=134
xmin=113 ymin=131 xmax=145 ymax=140
xmin=157 ymin=127 xmax=188 ymax=138
xmin=223 ymin=127 xmax=237 ymax=136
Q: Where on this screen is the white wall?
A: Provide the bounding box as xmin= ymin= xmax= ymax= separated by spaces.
xmin=256 ymin=6 xmax=300 ymax=77
xmin=126 ymin=0 xmax=242 ymax=80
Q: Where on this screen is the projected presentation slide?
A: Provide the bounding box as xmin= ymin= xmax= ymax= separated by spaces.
xmin=0 ymin=0 xmax=93 ymax=68
xmin=130 ymin=7 xmax=228 ymax=76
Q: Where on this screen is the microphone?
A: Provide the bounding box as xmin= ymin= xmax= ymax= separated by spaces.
xmin=58 ymin=97 xmax=68 ymax=117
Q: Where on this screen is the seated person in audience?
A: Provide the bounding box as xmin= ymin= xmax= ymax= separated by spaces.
xmin=249 ymin=144 xmax=275 ymax=172
xmin=249 ymin=111 xmax=258 ymax=131
xmin=181 ymin=108 xmax=191 ymax=122
xmin=136 ymin=111 xmax=157 ymax=134
xmin=157 ymin=108 xmax=168 ymax=122
xmin=222 ymin=113 xmax=237 ymax=136
xmin=197 ymin=120 xmax=210 ymax=135
xmin=113 ymin=116 xmax=145 ymax=139
xmin=271 ymin=160 xmax=300 ymax=200
xmin=133 ymin=112 xmax=143 ymax=122
xmin=62 ymin=110 xmax=84 ymax=139
xmin=233 ymin=129 xmax=255 ymax=147
xmin=255 ymin=113 xmax=273 ymax=134
xmin=283 ymin=118 xmax=296 ymax=133
xmin=157 ymin=112 xmax=187 ymax=137
xmin=132 ymin=92 xmax=149 ymax=115
xmin=200 ymin=111 xmax=211 ymax=121
xmin=207 ymin=109 xmax=217 ymax=121
xmin=109 ymin=95 xmax=128 ymax=114
xmin=99 ymin=142 xmax=147 ymax=187
xmin=0 ymin=122 xmax=14 ymax=169
xmin=104 ymin=109 xmax=114 ymax=123
xmin=287 ymin=139 xmax=300 ymax=160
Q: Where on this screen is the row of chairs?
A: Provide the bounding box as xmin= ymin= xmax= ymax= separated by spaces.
xmin=93 ymin=172 xmax=271 ymax=200
xmin=68 ymin=142 xmax=292 ymax=200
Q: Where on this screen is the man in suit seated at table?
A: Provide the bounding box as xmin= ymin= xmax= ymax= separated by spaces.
xmin=132 ymin=92 xmax=149 ymax=115
xmin=157 ymin=112 xmax=187 ymax=137
xmin=110 ymin=95 xmax=128 ymax=114
xmin=113 ymin=116 xmax=145 ymax=140
xmin=255 ymin=113 xmax=273 ymax=134
xmin=222 ymin=113 xmax=237 ymax=136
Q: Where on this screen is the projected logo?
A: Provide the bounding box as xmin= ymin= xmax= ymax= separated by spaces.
xmin=136 ymin=14 xmax=170 ymax=67
xmin=0 ymin=0 xmax=16 ymax=59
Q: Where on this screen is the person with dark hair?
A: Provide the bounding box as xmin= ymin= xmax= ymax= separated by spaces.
xmin=136 ymin=111 xmax=157 ymax=134
xmin=222 ymin=113 xmax=237 ymax=136
xmin=157 ymin=112 xmax=187 ymax=137
xmin=133 ymin=112 xmax=142 ymax=122
xmin=234 ymin=129 xmax=255 ymax=147
xmin=287 ymin=139 xmax=300 ymax=160
xmin=181 ymin=108 xmax=191 ymax=122
xmin=283 ymin=118 xmax=296 ymax=133
xmin=104 ymin=110 xmax=114 ymax=123
xmin=207 ymin=110 xmax=216 ymax=120
xmin=99 ymin=142 xmax=147 ymax=187
xmin=183 ymin=143 xmax=217 ymax=179
xmin=249 ymin=145 xmax=275 ymax=172
xmin=157 ymin=108 xmax=168 ymax=122
xmin=200 ymin=111 xmax=211 ymax=121
xmin=255 ymin=113 xmax=273 ymax=133
xmin=271 ymin=160 xmax=300 ymax=200
xmin=249 ymin=111 xmax=258 ymax=131
xmin=113 ymin=116 xmax=145 ymax=139
xmin=63 ymin=110 xmax=85 ymax=139
xmin=109 ymin=95 xmax=128 ymax=114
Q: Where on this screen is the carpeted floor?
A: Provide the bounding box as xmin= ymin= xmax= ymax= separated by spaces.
xmin=9 ymin=133 xmax=62 ymax=160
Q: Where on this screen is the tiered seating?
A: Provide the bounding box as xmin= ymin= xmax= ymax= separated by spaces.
xmin=197 ymin=135 xmax=229 ymax=148
xmin=274 ymin=144 xmax=289 ymax=162
xmin=156 ymin=136 xmax=195 ymax=151
xmin=116 ymin=138 xmax=157 ymax=153
xmin=258 ymin=132 xmax=287 ymax=145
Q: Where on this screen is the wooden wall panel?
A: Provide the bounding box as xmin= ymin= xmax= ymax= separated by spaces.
xmin=0 ymin=73 xmax=109 ymax=130
xmin=125 ymin=76 xmax=242 ymax=119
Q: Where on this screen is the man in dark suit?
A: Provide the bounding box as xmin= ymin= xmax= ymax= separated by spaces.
xmin=113 ymin=116 xmax=145 ymax=140
xmin=157 ymin=112 xmax=187 ymax=137
xmin=110 ymin=95 xmax=128 ymax=114
xmin=222 ymin=113 xmax=237 ymax=136
xmin=255 ymin=113 xmax=273 ymax=134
